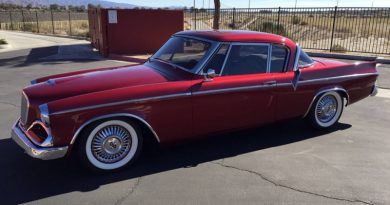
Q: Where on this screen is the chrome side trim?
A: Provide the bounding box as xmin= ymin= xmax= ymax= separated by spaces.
xmin=51 ymin=92 xmax=191 ymax=116
xmin=193 ymin=84 xmax=275 ymax=96
xmin=11 ymin=120 xmax=68 ymax=160
xmin=276 ymin=73 xmax=378 ymax=89
xmin=70 ymin=113 xmax=161 ymax=145
xmin=303 ymin=87 xmax=349 ymax=118
xmin=299 ymin=72 xmax=379 ymax=85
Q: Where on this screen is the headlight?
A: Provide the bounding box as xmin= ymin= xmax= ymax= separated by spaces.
xmin=39 ymin=104 xmax=50 ymax=126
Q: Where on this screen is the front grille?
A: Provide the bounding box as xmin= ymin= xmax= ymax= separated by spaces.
xmin=20 ymin=92 xmax=29 ymax=125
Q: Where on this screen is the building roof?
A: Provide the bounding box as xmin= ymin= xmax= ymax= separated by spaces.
xmin=175 ymin=30 xmax=296 ymax=47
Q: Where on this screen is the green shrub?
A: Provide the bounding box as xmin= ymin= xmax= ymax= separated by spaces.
xmin=248 ymin=21 xmax=294 ymax=40
xmin=291 ymin=16 xmax=301 ymax=25
xmin=300 ymin=21 xmax=308 ymax=26
xmin=331 ymin=44 xmax=347 ymax=53
xmin=23 ymin=23 xmax=34 ymax=32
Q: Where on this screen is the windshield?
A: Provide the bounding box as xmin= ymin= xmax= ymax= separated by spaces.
xmin=151 ymin=36 xmax=211 ymax=72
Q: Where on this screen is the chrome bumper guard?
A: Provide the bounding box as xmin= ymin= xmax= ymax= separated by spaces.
xmin=370 ymin=84 xmax=378 ymax=97
xmin=11 ymin=120 xmax=68 ymax=160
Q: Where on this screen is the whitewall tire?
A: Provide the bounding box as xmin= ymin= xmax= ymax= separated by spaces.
xmin=306 ymin=91 xmax=344 ymax=129
xmin=77 ymin=118 xmax=143 ymax=172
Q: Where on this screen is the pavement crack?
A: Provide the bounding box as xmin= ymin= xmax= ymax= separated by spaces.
xmin=212 ymin=161 xmax=374 ymax=205
xmin=115 ymin=177 xmax=141 ymax=205
xmin=0 ymin=101 xmax=19 ymax=108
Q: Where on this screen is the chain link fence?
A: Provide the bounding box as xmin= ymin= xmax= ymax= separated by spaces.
xmin=185 ymin=7 xmax=390 ymax=55
xmin=0 ymin=10 xmax=89 ymax=38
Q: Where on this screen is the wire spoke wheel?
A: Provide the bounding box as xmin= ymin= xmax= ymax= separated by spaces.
xmin=91 ymin=125 xmax=132 ymax=164
xmin=82 ymin=119 xmax=142 ymax=171
xmin=315 ymin=95 xmax=338 ymax=123
xmin=307 ymin=91 xmax=344 ymax=129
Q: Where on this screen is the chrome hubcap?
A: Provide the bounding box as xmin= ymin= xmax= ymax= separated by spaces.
xmin=91 ymin=125 xmax=132 ymax=163
xmin=316 ymin=95 xmax=338 ymax=123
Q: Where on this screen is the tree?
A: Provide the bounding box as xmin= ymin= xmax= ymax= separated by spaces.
xmin=49 ymin=4 xmax=59 ymax=10
xmin=213 ymin=0 xmax=220 ymax=29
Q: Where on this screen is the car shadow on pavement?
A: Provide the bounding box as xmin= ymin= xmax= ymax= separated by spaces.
xmin=0 ymin=120 xmax=351 ymax=204
xmin=0 ymin=45 xmax=102 ymax=68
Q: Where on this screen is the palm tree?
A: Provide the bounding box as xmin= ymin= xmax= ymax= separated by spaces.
xmin=213 ymin=0 xmax=220 ymax=29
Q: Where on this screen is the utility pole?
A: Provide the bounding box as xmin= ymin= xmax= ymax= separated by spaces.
xmin=295 ymin=0 xmax=298 ymax=8
xmin=336 ymin=0 xmax=340 ymax=7
xmin=248 ymin=0 xmax=251 ymax=8
xmin=193 ymin=0 xmax=196 ymax=9
xmin=203 ymin=0 xmax=204 ymax=8
xmin=371 ymin=0 xmax=374 ymax=7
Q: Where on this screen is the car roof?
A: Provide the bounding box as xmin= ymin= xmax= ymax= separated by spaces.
xmin=175 ymin=30 xmax=296 ymax=47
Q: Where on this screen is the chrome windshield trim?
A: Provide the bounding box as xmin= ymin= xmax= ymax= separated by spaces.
xmin=70 ymin=113 xmax=161 ymax=144
xmin=195 ymin=42 xmax=222 ymax=74
xmin=219 ymin=44 xmax=233 ymax=76
xmin=150 ymin=35 xmax=218 ymax=75
xmin=51 ymin=92 xmax=192 ymax=116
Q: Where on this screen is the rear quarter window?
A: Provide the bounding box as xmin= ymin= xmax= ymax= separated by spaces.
xmin=270 ymin=45 xmax=289 ymax=73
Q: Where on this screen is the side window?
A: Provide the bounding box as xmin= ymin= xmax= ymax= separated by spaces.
xmin=203 ymin=44 xmax=229 ymax=74
xmin=270 ymin=44 xmax=288 ymax=73
xmin=298 ymin=50 xmax=314 ymax=67
xmin=222 ymin=44 xmax=269 ymax=76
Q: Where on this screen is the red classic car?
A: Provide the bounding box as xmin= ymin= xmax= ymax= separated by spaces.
xmin=11 ymin=30 xmax=378 ymax=171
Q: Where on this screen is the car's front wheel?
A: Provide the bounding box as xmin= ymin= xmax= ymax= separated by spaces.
xmin=306 ymin=91 xmax=344 ymax=129
xmin=77 ymin=118 xmax=143 ymax=172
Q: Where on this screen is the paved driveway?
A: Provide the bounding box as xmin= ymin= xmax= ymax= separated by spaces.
xmin=1 ymin=33 xmax=390 ymax=205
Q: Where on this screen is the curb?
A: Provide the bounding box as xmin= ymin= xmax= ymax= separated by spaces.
xmin=307 ymin=52 xmax=390 ymax=64
xmin=0 ymin=30 xmax=89 ymax=41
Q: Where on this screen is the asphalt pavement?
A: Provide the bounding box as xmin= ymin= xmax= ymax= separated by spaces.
xmin=1 ymin=32 xmax=390 ymax=205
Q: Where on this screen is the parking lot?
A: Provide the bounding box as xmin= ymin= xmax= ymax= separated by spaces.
xmin=1 ymin=32 xmax=390 ymax=205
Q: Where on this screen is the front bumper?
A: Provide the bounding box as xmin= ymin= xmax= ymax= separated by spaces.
xmin=11 ymin=120 xmax=68 ymax=160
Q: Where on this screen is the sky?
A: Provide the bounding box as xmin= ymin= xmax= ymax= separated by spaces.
xmin=110 ymin=0 xmax=390 ymax=8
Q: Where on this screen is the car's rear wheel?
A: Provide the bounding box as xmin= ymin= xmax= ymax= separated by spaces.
xmin=306 ymin=91 xmax=344 ymax=129
xmin=77 ymin=118 xmax=143 ymax=172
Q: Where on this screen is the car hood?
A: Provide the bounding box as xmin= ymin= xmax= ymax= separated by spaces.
xmin=23 ymin=64 xmax=171 ymax=104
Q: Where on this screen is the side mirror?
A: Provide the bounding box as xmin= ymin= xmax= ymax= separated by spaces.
xmin=203 ymin=69 xmax=217 ymax=82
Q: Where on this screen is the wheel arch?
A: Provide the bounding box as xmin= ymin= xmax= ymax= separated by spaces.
xmin=303 ymin=87 xmax=349 ymax=118
xmin=70 ymin=113 xmax=160 ymax=146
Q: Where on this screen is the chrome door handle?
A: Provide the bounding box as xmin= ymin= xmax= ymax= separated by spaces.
xmin=263 ymin=81 xmax=277 ymax=86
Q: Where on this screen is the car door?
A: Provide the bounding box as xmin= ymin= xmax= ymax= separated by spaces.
xmin=271 ymin=45 xmax=317 ymax=121
xmin=191 ymin=43 xmax=277 ymax=137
